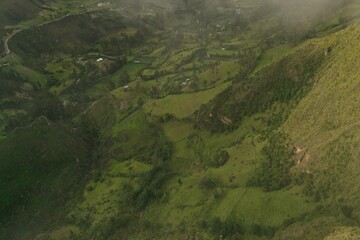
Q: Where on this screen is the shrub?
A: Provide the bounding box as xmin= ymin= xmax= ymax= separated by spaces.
xmin=209 ymin=217 xmax=243 ymax=238
xmin=340 ymin=205 xmax=354 ymax=218
xmin=159 ymin=113 xmax=174 ymax=123
xmin=209 ymin=149 xmax=230 ymax=168
xmin=247 ymin=132 xmax=294 ymax=191
xmin=199 ymin=176 xmax=220 ymax=189
xmin=132 ymin=167 xmax=169 ymax=210
xmin=250 ymin=224 xmax=276 ymax=237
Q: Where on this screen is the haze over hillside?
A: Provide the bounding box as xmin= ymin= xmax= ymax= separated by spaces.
xmin=1 ymin=0 xmax=360 ymax=239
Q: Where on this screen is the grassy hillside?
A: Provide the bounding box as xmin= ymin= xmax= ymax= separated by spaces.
xmin=0 ymin=117 xmax=94 ymax=239
xmin=0 ymin=0 xmax=46 ymax=27
xmin=282 ymin=20 xmax=360 ymax=225
xmin=3 ymin=0 xmax=360 ymax=239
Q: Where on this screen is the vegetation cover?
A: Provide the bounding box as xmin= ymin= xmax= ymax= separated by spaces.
xmin=1 ymin=0 xmax=360 ymax=239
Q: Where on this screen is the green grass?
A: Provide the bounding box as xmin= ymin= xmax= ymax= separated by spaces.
xmin=282 ymin=22 xmax=360 ymax=148
xmin=0 ymin=0 xmax=43 ymax=27
xmin=254 ymin=44 xmax=294 ymax=73
xmin=62 ymin=158 xmax=148 ymax=239
xmin=0 ymin=117 xmax=91 ymax=239
xmin=154 ymin=48 xmax=199 ymax=72
xmin=153 ymin=108 xmax=315 ymax=236
xmin=109 ymin=160 xmax=153 ymax=177
xmin=207 ymin=48 xmax=238 ymax=57
xmin=112 ymin=110 xmax=150 ymax=136
xmin=49 ymin=225 xmax=81 ymax=240
xmin=46 ymin=56 xmax=78 ymax=82
xmin=141 ymin=68 xmax=156 ymax=78
xmin=75 ymin=175 xmax=129 ymax=225
xmin=213 ymin=186 xmax=313 ymax=227
xmin=161 ymin=121 xmax=194 ymax=142
xmin=197 ymin=60 xmax=239 ymax=86
xmin=8 ymin=65 xmax=47 ymax=87
xmin=138 ymin=132 xmax=314 ymax=238
xmin=324 ymin=227 xmax=360 ymax=240
xmin=0 ymin=109 xmax=26 ymax=136
xmin=110 ymin=62 xmax=147 ymax=82
xmin=49 ymin=79 xmax=75 ymax=94
xmin=136 ymin=19 xmax=360 ymax=239
xmin=275 ymin=20 xmax=360 ymax=237
xmin=15 ymin=15 xmax=48 ymax=29
xmin=149 ymin=46 xmax=165 ymax=57
xmin=4 ymin=1 xmax=360 ymax=239
xmin=144 ymin=82 xmax=230 ymax=119
xmin=99 ymin=27 xmax=138 ymax=40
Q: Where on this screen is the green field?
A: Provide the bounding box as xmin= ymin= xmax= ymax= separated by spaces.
xmin=3 ymin=0 xmax=360 ymax=239
xmin=144 ymin=82 xmax=230 ymax=119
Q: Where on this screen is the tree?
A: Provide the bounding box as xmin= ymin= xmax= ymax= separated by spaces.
xmin=209 ymin=149 xmax=229 ymax=168
xmin=247 ymin=133 xmax=294 ymax=191
xmin=137 ymin=97 xmax=145 ymax=107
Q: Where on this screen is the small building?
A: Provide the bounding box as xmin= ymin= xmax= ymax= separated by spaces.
xmin=134 ymin=60 xmax=142 ymax=64
xmin=96 ymin=58 xmax=104 ymax=62
xmin=97 ymin=2 xmax=110 ymax=7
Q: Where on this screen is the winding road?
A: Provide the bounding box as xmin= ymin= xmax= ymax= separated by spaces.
xmin=2 ymin=29 xmax=22 ymax=56
xmin=1 ymin=11 xmax=87 ymax=58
